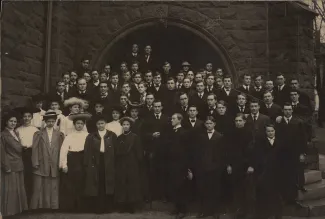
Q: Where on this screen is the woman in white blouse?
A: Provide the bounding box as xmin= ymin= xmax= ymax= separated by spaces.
xmin=59 ymin=112 xmax=91 ymax=211
xmin=41 ymin=96 xmax=66 ymax=131
xmin=105 ymin=106 xmax=123 ymax=137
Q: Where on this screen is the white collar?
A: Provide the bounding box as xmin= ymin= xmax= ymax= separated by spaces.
xmin=173 ymin=124 xmax=182 ymax=129
xmin=207 ymin=129 xmax=215 ymax=134
xmin=268 ymin=137 xmax=275 ymax=141
xmin=46 ymin=127 xmax=53 ymax=132
xmin=278 ymin=84 xmax=285 ymax=89
xmin=284 ymin=116 xmax=292 ymax=121
xmin=292 ymin=101 xmax=299 ymax=105
xmin=189 ymin=118 xmax=196 ymax=122
xmin=155 ymin=112 xmax=162 ymax=117
xmin=251 ymin=112 xmax=259 ymax=118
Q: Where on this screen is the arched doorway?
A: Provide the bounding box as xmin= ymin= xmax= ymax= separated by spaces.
xmin=93 ymin=18 xmax=237 ymax=81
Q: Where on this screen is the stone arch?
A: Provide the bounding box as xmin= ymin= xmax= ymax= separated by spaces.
xmin=90 ymin=4 xmax=243 ymax=82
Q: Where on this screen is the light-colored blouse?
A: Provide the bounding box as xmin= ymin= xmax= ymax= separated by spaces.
xmin=16 ymin=125 xmax=39 ymax=148
xmin=60 ymin=115 xmax=87 ymax=136
xmin=31 ymin=109 xmax=46 ymax=129
xmin=105 ymin=120 xmax=122 ymax=137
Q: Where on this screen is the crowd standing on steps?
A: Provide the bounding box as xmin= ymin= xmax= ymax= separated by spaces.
xmin=1 ymin=43 xmax=322 ymax=219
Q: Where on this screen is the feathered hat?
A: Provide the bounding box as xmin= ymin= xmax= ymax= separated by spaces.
xmin=63 ymin=97 xmax=85 ymax=109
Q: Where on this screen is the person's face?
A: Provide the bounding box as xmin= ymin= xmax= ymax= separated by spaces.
xmin=145 ymin=73 xmax=153 ymax=83
xmin=163 ymin=64 xmax=171 ymax=72
xmin=153 ymin=75 xmax=162 ymax=84
xmin=120 ymin=64 xmax=128 ymax=72
xmin=180 ymin=94 xmax=189 ymax=106
xmin=283 ymin=106 xmax=293 ymax=118
xmin=70 ymin=72 xmax=78 ymax=82
xmin=6 ymin=117 xmax=17 ymax=129
xmin=57 ymin=82 xmax=65 ymax=93
xmin=255 ymin=76 xmax=262 ymax=87
xmin=70 ymin=104 xmax=80 ymax=114
xmin=122 ymin=84 xmax=131 ymax=94
xmin=45 ymin=118 xmax=56 ymax=128
xmin=206 ymin=76 xmax=215 ymax=86
xmin=78 ymin=79 xmax=87 ymax=91
xmin=196 ymin=83 xmax=205 ymax=92
xmin=111 ymin=75 xmax=119 ymax=84
xmin=205 ymin=120 xmax=215 ymax=131
xmin=100 ymin=74 xmax=108 ymax=82
xmin=130 ymin=109 xmax=139 ymax=119
xmin=265 ymin=81 xmax=274 ymax=90
xmin=171 ymin=115 xmax=181 ymax=127
xmin=122 ymin=121 xmax=131 ymax=132
xmin=82 ymin=60 xmax=90 ymax=69
xmin=99 ymin=83 xmax=108 ymax=94
xmin=216 ymin=69 xmax=223 ymax=77
xmin=176 ymin=73 xmax=185 ymax=82
xmin=187 ymin=71 xmax=194 ymax=81
xmin=120 ymin=96 xmax=128 ymax=105
xmin=132 ymin=44 xmax=138 ymax=53
xmin=92 ymin=71 xmax=99 ymax=81
xmin=23 ymin=113 xmax=32 ymax=125
xmin=188 ymin=107 xmax=198 ymax=118
xmin=112 ymin=111 xmax=121 ymax=121
xmin=104 ymin=65 xmax=111 ymax=74
xmin=201 ymin=72 xmax=207 ymax=80
xmin=133 ymin=74 xmax=142 ymax=83
xmin=250 ymin=103 xmax=260 ymax=114
xmin=195 ymin=74 xmax=203 ymax=83
xmin=145 ymin=45 xmax=152 ymax=54
xmin=235 ymin=117 xmax=246 ymax=128
xmin=123 ymin=72 xmax=131 ymax=82
xmin=95 ymin=104 xmax=104 ymax=113
xmin=153 ymin=102 xmax=162 ymax=114
xmin=74 ymin=120 xmax=85 ymax=131
xmin=206 ymin=63 xmax=213 ymax=71
xmin=83 ymin=101 xmax=89 ymax=110
xmin=216 ymin=78 xmax=224 ymax=88
xmin=266 ymin=127 xmax=275 ymax=138
xmin=50 ymin=102 xmax=60 ymax=111
xmin=183 ymin=79 xmax=191 ymax=88
xmin=224 ymin=78 xmax=232 ymax=88
xmin=217 ymin=104 xmax=226 ymax=115
xmin=146 ymin=95 xmax=154 ymax=105
xmin=63 ymin=74 xmax=70 ymax=84
xmin=243 ymin=76 xmax=251 ymax=86
xmin=290 ymin=92 xmax=299 ymax=102
xmin=131 ymin=64 xmax=139 ymax=72
xmin=35 ymin=101 xmax=43 ymax=109
xmin=207 ymin=95 xmax=217 ymax=107
xmin=263 ymin=93 xmax=273 ymax=104
xmin=276 ymin=76 xmax=285 ymax=86
xmin=183 ymin=65 xmax=189 ymax=72
xmin=290 ymin=80 xmax=299 ymax=89
xmin=96 ymin=120 xmax=106 ymax=131
xmin=237 ymin=95 xmax=247 ymax=106
xmin=167 ymin=80 xmax=175 ymax=90
xmin=83 ymin=73 xmax=91 ymax=82
xmin=138 ymin=84 xmax=146 ymax=93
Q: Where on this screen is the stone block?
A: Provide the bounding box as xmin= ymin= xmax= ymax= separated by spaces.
xmin=198 ymin=8 xmax=222 ymax=19
xmin=228 ymin=30 xmax=266 ymax=44
xmin=305 ymin=170 xmax=322 ymax=185
xmin=125 ymin=8 xmax=142 ymax=20
xmin=298 ymin=179 xmax=325 ymax=201
xmin=219 ymin=8 xmax=237 ymax=20
xmin=236 ymin=5 xmax=266 ymax=20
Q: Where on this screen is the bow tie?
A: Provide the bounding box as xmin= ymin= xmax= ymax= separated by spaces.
xmin=207 ymin=131 xmax=213 ymax=134
xmin=225 ymin=89 xmax=230 ymax=92
xmin=155 ymin=84 xmax=160 ymax=88
xmin=190 ymin=120 xmax=195 ymax=123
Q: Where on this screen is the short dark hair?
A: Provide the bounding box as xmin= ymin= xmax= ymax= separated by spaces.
xmin=289 ymin=89 xmax=300 ymax=95
xmin=56 ymin=80 xmax=65 ymax=85
xmin=235 ymin=113 xmax=246 ymax=121
xmin=223 ymin=75 xmax=232 ymax=80
xmin=173 ymin=113 xmax=183 ymax=121
xmin=207 ymin=93 xmax=217 ymax=100
xmin=283 ymin=102 xmax=293 ymax=108
xmin=249 ymin=99 xmax=260 ymax=105
xmin=205 ymin=116 xmax=216 ymax=123
xmin=167 ymin=77 xmax=175 ymax=82
xmin=153 ymin=99 xmax=162 ymax=105
xmin=154 ymin=72 xmax=162 ymax=77
xmin=111 ymin=72 xmax=119 ymax=77
xmin=276 ymin=72 xmax=285 ymax=78
xmin=217 ymin=100 xmax=227 ymax=107
xmin=263 ymin=91 xmax=274 ymax=97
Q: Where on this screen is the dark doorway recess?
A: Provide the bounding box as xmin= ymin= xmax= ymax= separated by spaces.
xmin=102 ymin=24 xmax=226 ymax=74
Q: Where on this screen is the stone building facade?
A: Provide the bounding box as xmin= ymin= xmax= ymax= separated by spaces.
xmin=1 ymin=1 xmax=316 ymax=108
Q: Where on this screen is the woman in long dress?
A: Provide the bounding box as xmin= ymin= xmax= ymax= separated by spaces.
xmin=30 ymin=110 xmax=65 ymax=210
xmin=115 ymin=117 xmax=143 ymax=213
xmin=105 ymin=106 xmax=123 ymax=137
xmin=1 ymin=111 xmax=28 ymax=216
xmin=59 ymin=112 xmax=91 ymax=211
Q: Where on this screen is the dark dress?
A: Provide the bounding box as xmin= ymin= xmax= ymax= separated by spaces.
xmin=115 ymin=132 xmax=143 ymax=205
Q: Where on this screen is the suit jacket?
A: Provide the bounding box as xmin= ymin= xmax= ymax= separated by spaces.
xmin=47 ymin=91 xmax=69 ymax=104
xmin=31 ymin=129 xmax=65 ymax=177
xmin=217 ymin=88 xmax=238 ymax=107
xmin=126 ymin=53 xmax=141 ymax=66
xmin=67 ymin=89 xmax=93 ymax=102
xmin=292 ymin=103 xmax=311 ymax=119
xmin=260 ymin=103 xmax=282 ymax=122
xmin=141 ymin=54 xmax=155 ymax=71
xmin=251 ymin=87 xmax=265 ymax=100
xmin=237 ymin=85 xmax=253 ymax=96
xmin=229 ymin=104 xmax=250 ymax=118
xmin=140 ymin=105 xmax=154 ymax=118
xmin=163 ymin=89 xmax=178 ymax=116
xmin=148 ymin=84 xmax=168 ymax=101
xmin=205 ymin=86 xmax=219 ymax=95
xmin=245 ymin=113 xmax=271 ymax=141
xmin=1 ymin=129 xmax=24 ymax=172
xmin=174 ymin=104 xmax=190 ymax=118
xmin=201 ymin=106 xmax=218 ymax=120
xmin=274 ymin=84 xmax=290 ymax=106
xmin=189 ymin=92 xmax=209 ymax=118
xmin=182 ymin=118 xmax=204 ymax=131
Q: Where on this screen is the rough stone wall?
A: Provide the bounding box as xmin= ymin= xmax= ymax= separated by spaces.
xmin=1 ymin=1 xmax=47 ymax=108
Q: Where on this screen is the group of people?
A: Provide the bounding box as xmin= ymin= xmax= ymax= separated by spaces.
xmin=1 ymin=44 xmax=317 ymax=219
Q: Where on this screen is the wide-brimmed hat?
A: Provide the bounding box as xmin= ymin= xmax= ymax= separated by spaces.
xmin=64 ymin=97 xmax=85 ymax=108
xmin=182 ymin=61 xmax=191 ymax=66
xmin=111 ymin=105 xmax=123 ymax=114
xmin=68 ymin=112 xmax=92 ymax=121
xmin=119 ymin=117 xmax=135 ymax=125
xmin=129 ymin=102 xmax=143 ymax=109
xmin=43 ymin=110 xmax=59 ymax=120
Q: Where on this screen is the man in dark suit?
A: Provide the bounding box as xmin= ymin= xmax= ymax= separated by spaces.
xmin=190 ymin=81 xmax=208 ymax=118
xmin=237 ymin=74 xmax=253 ymax=98
xmin=67 ymin=78 xmax=92 ymax=102
xmin=126 ymin=44 xmax=141 ymax=65
xmin=88 ymin=70 xmax=101 ymax=95
xmin=260 ymin=91 xmax=282 ymax=122
xmin=275 ymin=103 xmax=307 ymax=204
xmin=217 ymin=75 xmax=238 ymax=107
xmin=251 ymin=75 xmax=265 ymax=100
xmin=164 ymin=78 xmax=178 ymax=116
xmin=141 ymin=45 xmax=155 ymax=71
xmin=97 ymin=81 xmax=113 ymax=111
xmin=201 ymin=93 xmax=218 ymax=120
xmin=77 ymin=57 xmax=91 ymax=77
xmin=245 ymin=100 xmax=271 ymax=141
xmin=274 ymin=73 xmax=290 ymax=106
xmin=142 ymin=100 xmax=170 ymax=201
xmin=174 ymin=92 xmax=190 ymax=118
xmin=47 ymin=80 xmax=69 ymax=105
xmin=175 ymin=72 xmax=185 ymax=91
xmin=140 ymin=93 xmax=154 ymax=118
xmin=69 ymin=70 xmax=78 ymax=91
xmin=182 ymin=105 xmax=204 ymax=131
xmin=229 ymin=93 xmax=250 ymax=118
xmin=162 ymin=62 xmax=173 ymax=83
xmin=108 ymin=72 xmax=121 ymax=104
xmin=205 ymin=75 xmax=219 ymax=95
xmin=290 ymin=78 xmax=312 ymax=110
xmin=148 ymin=72 xmax=167 ymax=101
xmin=144 ymin=71 xmax=154 ymax=89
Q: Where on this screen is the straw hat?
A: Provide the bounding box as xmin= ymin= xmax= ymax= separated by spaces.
xmin=64 ymin=97 xmax=85 ymax=108
xmin=68 ymin=112 xmax=92 ymax=121
xmin=182 ymin=61 xmax=191 ymax=66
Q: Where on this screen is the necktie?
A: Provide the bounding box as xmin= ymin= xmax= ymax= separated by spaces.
xmin=178 ymin=84 xmax=182 ymax=89
xmin=253 ymin=115 xmax=257 ymax=122
xmin=183 ymin=106 xmax=186 ymax=112
xmin=199 ymin=93 xmax=203 ymax=99
xmin=286 ymin=118 xmax=290 ymax=124
xmin=293 ymin=104 xmax=297 ymax=109
xmin=278 ymin=86 xmax=282 ymax=91
xmin=174 ymin=128 xmax=178 ymax=132
xmin=240 ymin=106 xmax=244 ymax=112
xmin=155 ymin=114 xmax=159 ymax=120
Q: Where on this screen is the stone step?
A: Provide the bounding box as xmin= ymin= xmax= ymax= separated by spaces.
xmin=305 ymin=170 xmax=322 ymax=185
xmin=298 ymin=179 xmax=325 ymax=201
xmin=300 ymin=198 xmax=325 ymax=216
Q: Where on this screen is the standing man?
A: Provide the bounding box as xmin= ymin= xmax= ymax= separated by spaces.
xmin=68 ymin=78 xmax=92 ymax=102
xmin=127 ymin=44 xmax=141 ymax=65
xmin=141 ymin=45 xmax=155 ymax=71
xmin=148 ymin=72 xmax=167 ymax=101
xmin=260 ymin=91 xmax=282 ymax=122
xmin=274 ymin=73 xmax=290 ymax=106
xmin=205 ymin=75 xmax=218 ymax=95
xmin=190 ymin=81 xmax=208 ymax=117
xmin=251 ymin=75 xmax=265 ymax=100
xmin=162 ymin=62 xmax=173 ymax=83
xmin=217 ymin=75 xmax=238 ymax=107
xmin=237 ymin=74 xmax=253 ymax=97
xmin=229 ymin=93 xmax=250 ymax=118
xmin=175 ymin=92 xmax=190 ymax=118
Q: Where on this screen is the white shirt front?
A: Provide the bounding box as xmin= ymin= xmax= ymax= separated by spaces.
xmin=189 ymin=118 xmax=196 ymax=127
xmin=224 ymin=88 xmax=231 ymax=95
xmin=46 ymin=127 xmax=54 ymax=145
xmin=98 ymin=130 xmax=106 ymax=153
xmin=284 ymin=116 xmax=292 ymax=124
xmin=16 ymin=125 xmax=39 ymax=148
xmin=207 ymin=129 xmax=215 ymax=139
xmin=268 ymin=137 xmax=275 ymax=146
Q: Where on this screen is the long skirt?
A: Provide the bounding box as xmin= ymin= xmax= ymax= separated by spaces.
xmin=30 ymin=174 xmax=59 ymax=209
xmin=1 ymin=170 xmax=28 ymax=216
xmin=22 ymin=148 xmax=33 ymax=202
xmin=59 ymin=151 xmax=84 ymax=211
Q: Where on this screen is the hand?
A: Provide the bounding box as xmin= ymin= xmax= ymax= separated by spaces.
xmin=227 ymin=166 xmax=232 ymax=174
xmin=299 ymin=154 xmax=306 ymax=163
xmin=187 ymin=169 xmax=193 ymax=180
xmin=5 ymin=169 xmax=11 ymax=173
xmin=62 ymin=167 xmax=68 ymax=173
xmin=152 ymin=132 xmax=160 ymax=138
xmin=33 ymin=165 xmax=39 ymax=169
xmin=276 ymin=116 xmax=283 ymax=123
xmin=247 ymin=166 xmax=254 ymax=174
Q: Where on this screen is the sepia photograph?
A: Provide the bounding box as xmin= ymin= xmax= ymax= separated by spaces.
xmin=1 ymin=1 xmax=325 ymax=219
